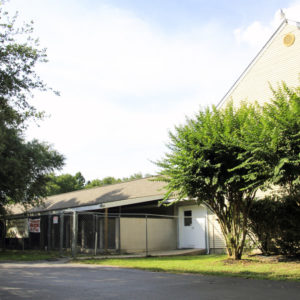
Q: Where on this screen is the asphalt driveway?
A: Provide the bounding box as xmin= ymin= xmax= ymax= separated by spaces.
xmin=0 ymin=261 xmax=300 ymax=300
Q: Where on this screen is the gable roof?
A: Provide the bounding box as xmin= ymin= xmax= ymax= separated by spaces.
xmin=7 ymin=177 xmax=168 ymax=216
xmin=217 ymin=19 xmax=300 ymax=109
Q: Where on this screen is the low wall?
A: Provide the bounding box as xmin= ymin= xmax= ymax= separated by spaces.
xmin=120 ymin=217 xmax=177 ymax=252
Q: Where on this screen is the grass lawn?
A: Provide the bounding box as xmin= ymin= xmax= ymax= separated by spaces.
xmin=0 ymin=250 xmax=63 ymax=261
xmin=76 ymin=254 xmax=300 ymax=281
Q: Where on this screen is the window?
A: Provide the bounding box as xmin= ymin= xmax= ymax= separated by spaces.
xmin=184 ymin=210 xmax=192 ymax=226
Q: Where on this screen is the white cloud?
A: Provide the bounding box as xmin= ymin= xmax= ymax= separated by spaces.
xmin=5 ymin=0 xmax=259 ymax=180
xmin=234 ymin=1 xmax=300 ymax=49
xmin=234 ymin=21 xmax=274 ymax=48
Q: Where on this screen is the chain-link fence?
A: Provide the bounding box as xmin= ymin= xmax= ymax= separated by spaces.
xmin=0 ymin=211 xmax=177 ymax=257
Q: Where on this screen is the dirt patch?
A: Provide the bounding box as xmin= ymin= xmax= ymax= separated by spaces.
xmin=248 ymin=255 xmax=300 ymax=263
xmin=222 ymin=255 xmax=300 ymax=265
xmin=222 ymin=258 xmax=257 ymax=265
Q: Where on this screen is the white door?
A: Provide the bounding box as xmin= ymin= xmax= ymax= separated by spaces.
xmin=178 ymin=205 xmax=206 ymax=249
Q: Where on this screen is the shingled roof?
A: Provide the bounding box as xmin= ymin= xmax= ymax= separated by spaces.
xmin=7 ymin=177 xmax=168 ymax=216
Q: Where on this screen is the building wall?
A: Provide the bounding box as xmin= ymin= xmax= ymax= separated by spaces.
xmin=220 ymin=22 xmax=300 ymax=109
xmin=120 ymin=217 xmax=177 ymax=253
xmin=207 ymin=210 xmax=226 ymax=253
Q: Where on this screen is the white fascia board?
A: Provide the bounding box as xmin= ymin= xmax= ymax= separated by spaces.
xmin=101 ymin=195 xmax=164 ymax=209
xmin=63 ymin=204 xmax=103 ymax=212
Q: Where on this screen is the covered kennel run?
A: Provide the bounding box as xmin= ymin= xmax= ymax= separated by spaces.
xmin=1 ymin=210 xmax=177 ymax=256
xmin=0 ymin=178 xmax=226 ymax=256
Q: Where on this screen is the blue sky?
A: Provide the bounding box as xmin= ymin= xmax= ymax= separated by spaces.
xmin=85 ymin=0 xmax=290 ymax=28
xmin=5 ymin=0 xmax=300 ymax=181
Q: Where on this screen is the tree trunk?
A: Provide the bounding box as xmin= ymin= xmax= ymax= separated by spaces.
xmin=219 ymin=218 xmax=247 ymax=260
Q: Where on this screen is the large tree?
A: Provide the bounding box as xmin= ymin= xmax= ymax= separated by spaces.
xmin=0 ymin=3 xmax=64 ymax=214
xmin=157 ymin=101 xmax=271 ymax=259
xmin=157 ymin=83 xmax=300 ymax=259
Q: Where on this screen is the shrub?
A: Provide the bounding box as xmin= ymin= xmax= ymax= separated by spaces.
xmin=249 ymin=193 xmax=300 ymax=256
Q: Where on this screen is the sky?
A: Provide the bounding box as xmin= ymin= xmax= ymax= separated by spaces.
xmin=5 ymin=0 xmax=300 ymax=181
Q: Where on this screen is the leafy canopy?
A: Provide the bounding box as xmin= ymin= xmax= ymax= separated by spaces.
xmin=0 ymin=3 xmax=64 ymax=214
xmin=157 ymin=82 xmax=300 ymax=259
xmin=157 ymin=101 xmax=267 ymax=259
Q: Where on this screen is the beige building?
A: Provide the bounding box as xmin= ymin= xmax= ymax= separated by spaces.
xmin=218 ymin=19 xmax=300 ymax=109
xmin=2 ymin=19 xmax=299 ymax=255
xmin=212 ymin=18 xmax=300 ymax=252
xmin=2 ymin=177 xmax=218 ymax=254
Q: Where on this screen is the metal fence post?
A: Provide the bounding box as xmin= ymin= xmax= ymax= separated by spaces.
xmin=145 ymin=214 xmax=148 ymax=257
xmin=47 ymin=214 xmax=51 ymax=251
xmin=104 ymin=208 xmax=108 ymax=253
xmin=60 ymin=212 xmax=64 ymax=256
xmin=115 ymin=216 xmax=120 ymax=253
xmin=71 ymin=211 xmax=78 ymax=258
xmin=118 ymin=215 xmax=121 ymax=254
xmin=94 ymin=231 xmax=98 ymax=256
xmin=99 ymin=216 xmax=104 ymax=251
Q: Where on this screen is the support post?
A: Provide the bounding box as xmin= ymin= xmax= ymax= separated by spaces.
xmin=47 ymin=215 xmax=51 ymax=251
xmin=104 ymin=208 xmax=108 ymax=252
xmin=94 ymin=232 xmax=98 ymax=256
xmin=65 ymin=216 xmax=70 ymax=249
xmin=51 ymin=217 xmax=55 ymax=249
xmin=118 ymin=215 xmax=121 ymax=253
xmin=71 ymin=211 xmax=78 ymax=258
xmin=115 ymin=216 xmax=120 ymax=252
xmin=92 ymin=215 xmax=96 ymax=254
xmin=40 ymin=217 xmax=44 ymax=250
xmin=81 ymin=218 xmax=85 ymax=249
xmin=99 ymin=217 xmax=104 ymax=251
xmin=145 ymin=215 xmax=149 ymax=257
xmin=59 ymin=212 xmax=64 ymax=256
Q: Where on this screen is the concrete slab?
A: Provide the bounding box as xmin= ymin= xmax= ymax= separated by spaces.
xmin=76 ymin=248 xmax=206 ymax=260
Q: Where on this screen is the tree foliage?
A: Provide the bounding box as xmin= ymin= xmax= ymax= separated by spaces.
xmin=0 ymin=3 xmax=64 ymax=214
xmin=247 ymin=83 xmax=300 ymax=256
xmin=45 ymin=172 xmax=86 ymax=196
xmin=157 ymin=82 xmax=300 ymax=259
xmin=45 ymin=172 xmax=149 ymax=195
xmin=260 ymin=83 xmax=300 ymax=194
xmin=157 ymin=102 xmax=267 ymax=259
xmin=84 ymin=173 xmax=147 ymax=189
xmin=249 ymin=193 xmax=300 ymax=256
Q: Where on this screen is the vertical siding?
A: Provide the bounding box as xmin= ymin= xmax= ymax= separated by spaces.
xmin=207 ymin=211 xmax=226 ymax=250
xmin=220 ymin=23 xmax=300 ymax=109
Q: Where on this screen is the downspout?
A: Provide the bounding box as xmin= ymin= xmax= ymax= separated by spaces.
xmin=205 ymin=206 xmax=210 ymax=254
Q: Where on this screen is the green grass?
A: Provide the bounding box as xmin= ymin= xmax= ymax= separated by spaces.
xmin=76 ymin=255 xmax=300 ymax=281
xmin=0 ymin=250 xmax=63 ymax=261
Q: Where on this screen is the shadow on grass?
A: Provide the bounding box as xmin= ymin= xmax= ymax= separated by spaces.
xmin=113 ymin=265 xmax=297 ymax=281
xmin=0 ymin=250 xmax=63 ymax=261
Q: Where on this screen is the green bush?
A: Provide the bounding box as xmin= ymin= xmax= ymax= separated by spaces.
xmin=249 ymin=193 xmax=300 ymax=256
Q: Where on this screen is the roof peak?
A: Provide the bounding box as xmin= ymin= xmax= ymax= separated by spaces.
xmin=217 ymin=19 xmax=299 ymax=109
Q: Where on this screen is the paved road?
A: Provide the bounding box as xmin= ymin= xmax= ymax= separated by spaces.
xmin=0 ymin=261 xmax=300 ymax=300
